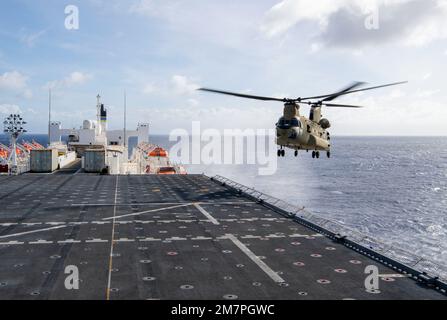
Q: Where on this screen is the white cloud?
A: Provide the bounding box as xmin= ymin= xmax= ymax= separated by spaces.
xmin=188 ymin=98 xmax=199 ymax=107
xmin=46 ymin=72 xmax=93 ymax=89
xmin=422 ymin=72 xmax=432 ymax=80
xmin=129 ymin=0 xmax=179 ymax=17
xmin=66 ymin=72 xmax=92 ymax=85
xmin=261 ymin=0 xmax=344 ymax=38
xmin=20 ymin=29 xmax=46 ymax=47
xmin=261 ymin=0 xmax=447 ymax=49
xmin=128 ymin=0 xmax=262 ymax=51
xmin=309 ymin=42 xmax=323 ymax=53
xmin=26 ymin=108 xmax=38 ymax=115
xmin=402 ymin=1 xmax=447 ymax=46
xmin=129 ymin=0 xmax=156 ymax=15
xmin=0 ymin=71 xmax=32 ymax=99
xmin=171 ymin=75 xmax=199 ymax=95
xmin=0 ymin=71 xmax=28 ymax=90
xmin=0 ymin=104 xmax=22 ymax=115
xmin=323 ymin=86 xmax=447 ymax=136
xmin=23 ymin=89 xmax=33 ymax=99
xmin=415 ymin=89 xmax=440 ymax=98
xmin=131 ymin=103 xmax=278 ymax=133
xmin=142 ymin=83 xmax=157 ymax=94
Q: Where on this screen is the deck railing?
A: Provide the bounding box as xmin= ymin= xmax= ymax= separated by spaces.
xmin=212 ymin=175 xmax=447 ymax=291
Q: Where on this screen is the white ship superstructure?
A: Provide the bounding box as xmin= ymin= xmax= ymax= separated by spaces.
xmin=46 ymin=95 xmax=186 ymax=175
xmin=49 ymin=95 xmax=149 ymax=151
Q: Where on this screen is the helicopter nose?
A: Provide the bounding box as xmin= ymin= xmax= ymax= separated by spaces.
xmin=288 ymin=128 xmax=301 ymax=139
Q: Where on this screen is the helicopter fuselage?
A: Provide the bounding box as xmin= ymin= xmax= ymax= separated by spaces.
xmin=275 ymin=103 xmax=331 ymax=157
xmin=276 ymin=116 xmax=330 ymax=151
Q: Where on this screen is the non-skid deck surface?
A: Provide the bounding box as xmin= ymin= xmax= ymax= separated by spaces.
xmin=0 ymin=174 xmax=443 ymax=300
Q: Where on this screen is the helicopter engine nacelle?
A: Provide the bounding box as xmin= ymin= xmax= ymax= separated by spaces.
xmin=319 ymin=118 xmax=331 ymax=130
xmin=284 ymin=102 xmax=300 ymax=118
xmin=309 ymin=135 xmax=331 ymax=150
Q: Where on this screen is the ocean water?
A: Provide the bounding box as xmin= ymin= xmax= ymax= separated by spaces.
xmin=1 ymin=134 xmax=446 ymax=267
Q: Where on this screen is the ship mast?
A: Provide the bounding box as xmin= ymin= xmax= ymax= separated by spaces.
xmin=48 ymin=88 xmax=51 ymax=147
xmin=124 ymin=90 xmax=127 ymax=148
xmin=96 ymin=94 xmax=101 ymax=136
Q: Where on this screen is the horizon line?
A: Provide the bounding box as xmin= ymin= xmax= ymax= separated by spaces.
xmin=1 ymin=133 xmax=446 ymax=138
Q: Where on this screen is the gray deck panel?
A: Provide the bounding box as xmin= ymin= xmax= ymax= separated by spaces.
xmin=0 ymin=174 xmax=445 ymax=300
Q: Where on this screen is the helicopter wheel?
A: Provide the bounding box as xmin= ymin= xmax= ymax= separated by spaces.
xmin=312 ymin=151 xmax=316 ymax=159
xmin=281 ymin=150 xmax=286 ymax=157
xmin=294 ymin=150 xmax=298 ymax=157
xmin=316 ymin=151 xmax=320 ymax=159
xmin=327 ymin=151 xmax=331 ymax=159
xmin=277 ymin=150 xmax=281 ymax=157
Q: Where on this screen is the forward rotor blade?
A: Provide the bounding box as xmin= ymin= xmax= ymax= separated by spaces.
xmin=323 ymin=103 xmax=364 ymax=108
xmin=198 ymin=88 xmax=286 ymax=102
xmin=301 ymin=81 xmax=407 ymax=101
xmin=321 ymin=81 xmax=366 ymax=102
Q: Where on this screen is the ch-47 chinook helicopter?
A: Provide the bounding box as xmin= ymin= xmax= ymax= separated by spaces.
xmin=199 ymin=81 xmax=407 ymax=159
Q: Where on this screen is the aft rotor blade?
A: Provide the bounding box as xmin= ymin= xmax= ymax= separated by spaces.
xmin=321 ymin=81 xmax=366 ymax=102
xmin=198 ymin=88 xmax=287 ymax=102
xmin=323 ymin=103 xmax=364 ymax=108
xmin=301 ymin=81 xmax=407 ymax=101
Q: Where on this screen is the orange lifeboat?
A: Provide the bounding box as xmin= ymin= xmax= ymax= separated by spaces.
xmin=149 ymin=147 xmax=168 ymax=158
xmin=22 ymin=142 xmax=34 ymax=152
xmin=158 ymin=167 xmax=177 ymax=175
xmin=32 ymin=141 xmax=44 ymax=149
xmin=0 ymin=144 xmax=9 ymax=159
xmin=157 ymin=167 xmax=176 ymax=175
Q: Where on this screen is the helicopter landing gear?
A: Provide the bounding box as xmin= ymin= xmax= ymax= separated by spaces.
xmin=294 ymin=150 xmax=298 ymax=157
xmin=277 ymin=149 xmax=285 ymax=157
xmin=312 ymin=151 xmax=320 ymax=159
xmin=327 ymin=151 xmax=331 ymax=159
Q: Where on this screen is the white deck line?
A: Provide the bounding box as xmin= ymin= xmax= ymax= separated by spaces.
xmin=0 ymin=225 xmax=67 ymax=239
xmin=225 ymin=234 xmax=285 ymax=284
xmin=193 ymin=203 xmax=220 ymax=225
xmin=102 ymin=203 xmax=194 ymax=221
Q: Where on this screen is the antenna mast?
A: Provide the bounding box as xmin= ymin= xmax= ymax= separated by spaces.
xmin=48 ymin=88 xmax=52 ymax=147
xmin=124 ymin=90 xmax=127 ymax=148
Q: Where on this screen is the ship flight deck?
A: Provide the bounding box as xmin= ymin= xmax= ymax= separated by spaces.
xmin=0 ymin=174 xmax=445 ymax=300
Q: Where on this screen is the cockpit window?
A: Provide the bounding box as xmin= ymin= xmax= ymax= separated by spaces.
xmin=290 ymin=118 xmax=301 ymax=127
xmin=277 ymin=117 xmax=301 ymax=129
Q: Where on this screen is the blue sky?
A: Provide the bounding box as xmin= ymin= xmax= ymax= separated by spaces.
xmin=0 ymin=0 xmax=446 ymax=135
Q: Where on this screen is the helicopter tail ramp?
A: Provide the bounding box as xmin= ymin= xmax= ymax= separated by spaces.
xmin=0 ymin=173 xmax=445 ymax=300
